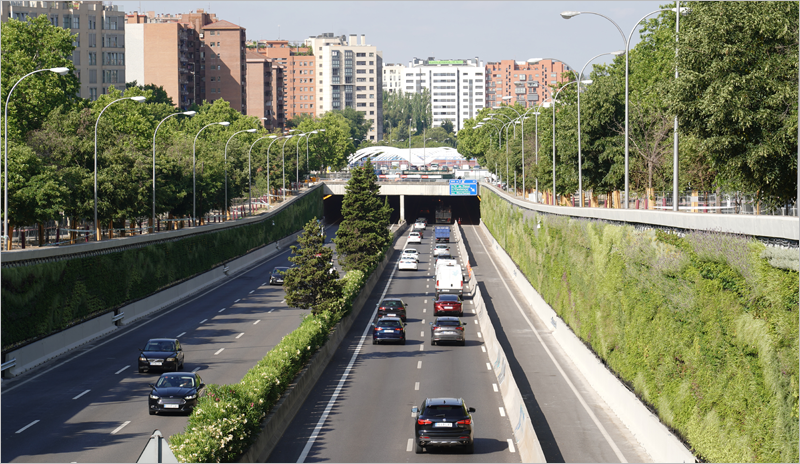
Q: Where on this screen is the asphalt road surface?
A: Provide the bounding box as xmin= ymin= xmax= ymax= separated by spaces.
xmin=0 ymin=225 xmax=340 ymax=463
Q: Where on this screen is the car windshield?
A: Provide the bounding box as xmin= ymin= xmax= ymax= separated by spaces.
xmin=156 ymin=375 xmax=195 ymax=388
xmin=378 ymin=320 xmax=402 ymax=327
xmin=144 ymin=341 xmax=174 ymax=351
xmin=424 ymin=404 xmax=467 ymax=418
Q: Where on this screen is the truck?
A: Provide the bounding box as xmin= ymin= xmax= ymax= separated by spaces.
xmin=435 ymin=205 xmax=452 ymax=224
xmin=435 ymin=226 xmax=451 ymax=243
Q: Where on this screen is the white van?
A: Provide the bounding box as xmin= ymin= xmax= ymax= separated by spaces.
xmin=435 ymin=261 xmax=463 ymax=297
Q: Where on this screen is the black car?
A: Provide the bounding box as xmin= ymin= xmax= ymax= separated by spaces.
xmin=412 ymin=397 xmax=475 ymax=453
xmin=269 ymin=266 xmax=289 ymax=285
xmin=372 ymin=317 xmax=406 ymax=345
xmin=148 ymin=372 xmax=205 ymax=415
xmin=377 ymin=298 xmax=407 ymax=321
xmin=138 ymin=338 xmax=184 ymax=373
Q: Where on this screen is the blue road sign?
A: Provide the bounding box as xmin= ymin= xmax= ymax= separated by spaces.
xmin=449 ymin=179 xmax=477 ymax=196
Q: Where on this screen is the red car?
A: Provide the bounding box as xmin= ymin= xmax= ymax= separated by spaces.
xmin=433 ymin=294 xmax=462 ymax=316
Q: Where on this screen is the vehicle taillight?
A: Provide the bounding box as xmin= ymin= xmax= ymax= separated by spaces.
xmin=432 ymin=326 xmax=439 ymax=330
xmin=417 ymin=419 xmax=432 ymax=425
xmin=459 ymin=280 xmax=463 ymax=287
xmin=457 ymin=326 xmax=464 ymax=331
xmin=457 ymin=419 xmax=472 ymax=425
xmin=379 ymin=306 xmax=386 ymax=310
xmin=396 ymin=328 xmax=402 ymax=331
xmin=436 ymin=280 xmax=439 ymax=287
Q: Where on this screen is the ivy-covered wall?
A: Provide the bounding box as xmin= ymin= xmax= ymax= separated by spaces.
xmin=1 ymin=189 xmax=323 ymax=352
xmin=481 ymin=189 xmax=798 ymax=463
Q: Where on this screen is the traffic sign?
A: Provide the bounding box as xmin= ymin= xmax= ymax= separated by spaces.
xmin=449 ymin=179 xmax=477 ymax=196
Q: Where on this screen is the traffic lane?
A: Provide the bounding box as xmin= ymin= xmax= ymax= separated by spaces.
xmin=269 ymin=234 xmax=518 ymax=463
xmin=1 ymin=226 xmax=340 ymax=463
xmin=461 ymin=225 xmax=651 ymax=463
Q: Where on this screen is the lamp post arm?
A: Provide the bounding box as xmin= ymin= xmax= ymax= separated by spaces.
xmin=576 ymin=11 xmax=627 ymax=50
xmin=152 ymin=112 xmax=184 ymax=232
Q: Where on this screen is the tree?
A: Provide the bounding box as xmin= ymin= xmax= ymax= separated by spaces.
xmin=284 ymin=218 xmax=342 ymax=314
xmin=441 ymin=119 xmax=454 ymax=134
xmin=334 ymin=159 xmax=392 ymax=272
xmin=671 ymin=1 xmax=799 ymax=207
xmin=125 ymin=81 xmax=175 ymax=106
xmin=335 ymin=106 xmax=372 ymax=141
xmin=296 ymin=111 xmax=353 ymax=171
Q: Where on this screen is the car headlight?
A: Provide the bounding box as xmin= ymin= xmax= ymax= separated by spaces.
xmin=166 ymin=357 xmax=176 ymax=361
xmin=150 ymin=394 xmax=160 ymax=399
xmin=139 ymin=356 xmax=147 ymax=361
xmin=184 ymin=393 xmax=197 ymax=400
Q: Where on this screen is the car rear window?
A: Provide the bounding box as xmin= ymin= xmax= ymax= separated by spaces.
xmin=438 ymin=295 xmax=459 ymax=301
xmin=378 ymin=320 xmax=402 ymax=327
xmin=436 ymin=320 xmax=460 ymax=326
xmin=382 ymin=300 xmax=402 ymax=307
xmin=424 ymin=404 xmax=467 ymax=417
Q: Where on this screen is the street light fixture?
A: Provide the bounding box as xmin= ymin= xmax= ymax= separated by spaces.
xmin=264 ymin=135 xmax=281 ymax=207
xmin=193 ymin=121 xmax=230 ymax=225
xmin=224 ymin=128 xmax=257 ymax=220
xmin=94 ymin=95 xmax=147 ymax=240
xmin=247 ymin=134 xmax=274 ymax=215
xmin=152 ymin=110 xmax=195 ymax=232
xmin=281 ymin=135 xmax=294 ymax=202
xmin=4 ymin=66 xmax=70 ymax=248
xmin=551 ymin=79 xmax=592 ymax=206
xmin=295 ymin=132 xmax=309 ymax=187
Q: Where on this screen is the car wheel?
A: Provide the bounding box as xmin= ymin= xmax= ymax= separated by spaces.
xmin=149 ymin=410 xmax=155 ymax=415
xmin=401 ymin=337 xmax=406 ymax=345
xmin=138 ymin=367 xmax=145 ymax=373
xmin=464 ymin=441 xmax=474 ymax=454
xmin=415 ymin=441 xmax=424 ymax=454
xmin=430 ymin=339 xmax=436 ymax=346
xmin=460 ymin=340 xmax=466 ymax=346
xmin=372 ymin=339 xmax=377 ymax=345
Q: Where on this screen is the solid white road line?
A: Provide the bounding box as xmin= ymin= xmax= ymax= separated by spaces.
xmin=415 ymin=382 xmax=420 ymax=391
xmin=15 ymin=420 xmax=39 ymax=434
xmin=199 ymin=319 xmax=207 ymax=324
xmin=493 ymin=383 xmax=499 ymax=392
xmin=471 ymin=225 xmax=628 ymax=463
xmin=219 ymin=308 xmax=226 ymax=313
xmin=296 ymin=248 xmax=403 ymax=463
xmin=214 ymin=348 xmax=225 ymax=355
xmin=176 ymin=332 xmax=186 ymax=338
xmin=254 ymin=320 xmax=261 ymax=325
xmin=417 ymin=361 xmax=422 ymax=369
xmin=115 ymin=365 xmax=130 ymax=375
xmin=481 ymin=346 xmax=486 ymax=353
xmin=110 ymin=421 xmax=130 ymax=435
xmin=507 ymin=439 xmax=516 ymax=453
xmin=406 ymin=438 xmax=414 ymax=452
xmin=236 ymin=333 xmax=244 ymax=339
xmin=72 ymin=390 xmax=90 ymax=400
xmin=486 ymin=363 xmax=492 ymax=370
xmin=499 ymin=407 xmax=506 ymax=417
xmin=235 ymin=299 xmax=241 ymax=303
xmin=192 ymin=367 xmax=201 ymax=373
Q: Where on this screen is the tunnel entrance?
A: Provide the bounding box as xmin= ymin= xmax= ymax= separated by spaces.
xmin=324 ymin=194 xmax=481 ymax=226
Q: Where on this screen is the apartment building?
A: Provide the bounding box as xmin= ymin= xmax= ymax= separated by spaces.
xmin=382 ymin=63 xmax=404 ymax=94
xmin=402 ymin=57 xmax=485 ymax=132
xmin=1 ymin=1 xmax=126 ymax=101
xmin=485 ymin=59 xmax=570 ymax=109
xmin=304 ymin=33 xmax=383 ymax=141
xmin=245 ymin=51 xmax=277 ymax=130
xmin=125 ymin=14 xmax=202 ymax=109
xmin=203 ymin=20 xmax=247 ymax=114
xmin=254 ymin=40 xmax=315 ymax=121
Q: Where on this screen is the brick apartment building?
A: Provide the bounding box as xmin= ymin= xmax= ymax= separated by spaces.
xmin=246 ymin=50 xmax=285 ymax=131
xmin=254 ymin=40 xmax=315 ymax=122
xmin=485 ymin=59 xmax=570 ymax=109
xmin=203 ymin=19 xmax=247 ymax=114
xmin=1 ymin=1 xmax=126 ymax=101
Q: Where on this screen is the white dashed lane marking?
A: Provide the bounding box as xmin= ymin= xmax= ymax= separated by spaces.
xmin=214 ymin=348 xmax=225 ymax=355
xmin=235 ymin=299 xmax=241 ymax=303
xmin=477 ymin=332 xmax=482 ymax=338
xmin=115 ymin=365 xmax=130 ymax=375
xmin=415 ymin=382 xmax=420 ymax=390
xmin=499 ymin=407 xmax=506 ymax=417
xmin=507 ymin=439 xmax=516 ymax=453
xmin=406 ymin=438 xmax=414 ymax=452
xmin=493 ymin=383 xmax=499 ymax=392
xmin=176 ymin=332 xmax=186 ymax=338
xmin=192 ymin=367 xmax=201 ymax=373
xmin=420 ymin=345 xmax=424 ymax=351
xmin=417 ymin=361 xmax=422 ymax=369
xmin=420 ymin=331 xmax=424 ymax=337
xmin=254 ymin=320 xmax=261 ymax=325
xmin=72 ymin=390 xmax=90 ymax=400
xmin=268 ymin=309 xmax=275 ymax=313
xmin=481 ymin=346 xmax=486 ymax=352
xmin=16 ymin=420 xmax=39 ymax=434
xmin=111 ymin=421 xmax=131 ymax=435
xmin=249 ymin=290 xmax=254 ymax=294
xmin=486 ymin=363 xmax=492 ymax=371
xmin=199 ymin=319 xmax=208 ymax=324
xmin=236 ymin=333 xmax=244 ymax=339
xmin=219 ymin=308 xmax=226 ymax=313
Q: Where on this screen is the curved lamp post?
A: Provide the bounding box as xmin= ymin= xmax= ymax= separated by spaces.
xmin=94 ymin=95 xmax=148 ymax=240
xmin=499 ymin=98 xmax=524 ymax=193
xmin=193 ymin=121 xmax=230 ymax=225
xmin=3 ymin=66 xmax=69 ymax=247
xmin=246 ymin=134 xmax=273 ymax=215
xmin=551 ymin=80 xmax=592 ymax=205
xmin=223 ymin=128 xmax=257 ymax=220
xmin=264 ymin=135 xmax=280 ymax=206
xmin=152 ymin=110 xmax=196 ymax=232
xmin=281 ymin=135 xmax=294 ymax=201
xmin=295 ymin=132 xmax=309 ymax=188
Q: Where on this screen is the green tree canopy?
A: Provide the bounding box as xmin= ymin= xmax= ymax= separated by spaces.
xmin=284 ymin=218 xmax=342 ymax=314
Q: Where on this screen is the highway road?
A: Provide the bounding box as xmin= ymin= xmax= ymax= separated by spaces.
xmin=461 ymin=224 xmax=651 ymax=463
xmin=268 ymin=226 xmax=521 ymax=463
xmin=0 ymin=225 xmax=340 ymax=463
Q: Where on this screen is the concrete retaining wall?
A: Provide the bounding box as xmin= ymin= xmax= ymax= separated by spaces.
xmin=239 ymin=223 xmax=408 ymax=463
xmin=3 ymin=230 xmax=304 ymax=378
xmin=479 ymin=220 xmax=696 ymax=463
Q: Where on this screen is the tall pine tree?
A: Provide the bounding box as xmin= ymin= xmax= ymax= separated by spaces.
xmin=284 ymin=218 xmax=342 ymax=314
xmin=334 ymin=159 xmax=392 ymax=272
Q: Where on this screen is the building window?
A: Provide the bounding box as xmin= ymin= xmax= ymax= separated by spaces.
xmin=88 ymin=33 xmax=96 ymax=48
xmin=89 ymin=88 xmax=98 ymax=101
xmin=89 ymin=52 xmax=97 ymax=65
xmin=49 ymin=15 xmax=58 ymax=27
xmin=89 ymin=69 xmax=97 ymax=83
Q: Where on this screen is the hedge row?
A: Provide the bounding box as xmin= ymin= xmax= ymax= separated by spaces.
xmin=480 ymin=189 xmax=798 ymax=463
xmin=1 ymin=189 xmax=323 ymax=352
xmin=169 ymin=237 xmax=392 ymax=462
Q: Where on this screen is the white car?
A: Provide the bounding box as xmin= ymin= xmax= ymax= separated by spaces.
xmin=433 ymin=244 xmax=451 ymax=257
xmin=414 ymin=221 xmax=426 ymax=231
xmin=402 ymin=249 xmax=420 ymax=261
xmin=398 ymin=258 xmax=418 ymax=270
xmin=408 ymin=231 xmax=422 ymax=244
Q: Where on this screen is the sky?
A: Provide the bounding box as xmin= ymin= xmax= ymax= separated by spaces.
xmin=119 ymin=1 xmax=672 ymax=73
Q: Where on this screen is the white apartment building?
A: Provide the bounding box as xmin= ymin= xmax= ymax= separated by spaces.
xmin=1 ymin=1 xmax=126 ymax=101
xmin=304 ymin=32 xmax=383 ymax=141
xmin=401 ymin=57 xmax=485 ymax=132
xmin=382 ymin=63 xmax=404 ymax=94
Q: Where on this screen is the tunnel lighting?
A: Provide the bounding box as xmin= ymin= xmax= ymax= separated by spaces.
xmin=323 ymin=194 xmax=333 ymax=200
xmin=476 ymin=195 xmax=482 ymax=202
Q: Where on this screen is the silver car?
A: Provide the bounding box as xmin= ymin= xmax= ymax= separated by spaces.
xmin=430 ymin=316 xmax=467 ymax=346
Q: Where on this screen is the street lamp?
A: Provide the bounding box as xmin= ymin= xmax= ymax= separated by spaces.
xmin=247 ymin=134 xmax=273 ymax=215
xmin=152 ymin=110 xmax=195 ymax=232
xmin=94 ymin=95 xmax=147 ymax=240
xmin=193 ymin=121 xmax=230 ymax=225
xmin=551 ymin=80 xmax=592 ymax=206
xmin=295 ymin=132 xmax=309 ymax=187
xmin=3 ymin=66 xmax=69 ymax=248
xmin=576 ymin=51 xmax=625 ymax=207
xmin=281 ymin=135 xmax=294 ymax=201
xmin=264 ymin=135 xmax=280 ymax=207
xmin=224 ymin=128 xmax=258 ymax=220
xmin=500 ymin=97 xmax=525 ymax=194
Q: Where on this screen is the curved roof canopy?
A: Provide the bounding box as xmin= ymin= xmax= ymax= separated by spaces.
xmin=349 ymin=146 xmax=467 ymax=166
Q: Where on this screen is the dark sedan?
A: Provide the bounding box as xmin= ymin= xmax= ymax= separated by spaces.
xmin=138 ymin=338 xmax=184 ymax=373
xmin=148 ymin=372 xmax=205 ymax=415
xmin=372 ymin=317 xmax=406 ymax=344
xmin=269 ymin=266 xmax=288 ymax=285
xmin=377 ymin=298 xmax=407 ymax=321
xmin=430 ymin=317 xmax=468 ymax=345
xmin=412 ymin=397 xmax=475 ymax=453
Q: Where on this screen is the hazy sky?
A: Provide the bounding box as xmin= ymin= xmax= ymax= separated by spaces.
xmin=119 ymin=1 xmax=671 ymax=72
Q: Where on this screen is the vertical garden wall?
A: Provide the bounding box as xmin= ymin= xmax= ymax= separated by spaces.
xmin=1 ymin=189 xmax=323 ymax=353
xmin=480 ymin=188 xmax=798 ymax=463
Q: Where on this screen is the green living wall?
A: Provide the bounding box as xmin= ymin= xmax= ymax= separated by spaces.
xmin=481 ymin=189 xmax=798 ymax=463
xmin=1 ymin=189 xmax=323 ymax=352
